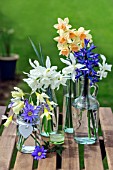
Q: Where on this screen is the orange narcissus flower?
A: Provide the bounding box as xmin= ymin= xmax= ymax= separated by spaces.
xmin=54 ymin=18 xmax=72 ymax=31
xmin=60 ymin=48 xmax=70 ymax=57
xmin=70 ymin=44 xmax=79 ymax=52
xmin=58 ymin=37 xmax=67 ymax=44
xmin=79 ymin=33 xmax=86 ymax=40
xmin=58 ymin=23 xmax=66 ymax=30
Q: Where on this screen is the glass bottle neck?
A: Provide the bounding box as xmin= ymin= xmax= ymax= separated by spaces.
xmin=81 ymin=75 xmax=90 ymax=97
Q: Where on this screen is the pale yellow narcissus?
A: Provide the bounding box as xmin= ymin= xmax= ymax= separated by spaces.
xmin=54 ymin=18 xmax=72 ymax=31
xmin=12 ymin=100 xmax=24 ymax=114
xmin=36 ymin=92 xmax=49 ymax=105
xmin=46 ymin=99 xmax=57 ymax=111
xmin=11 ymin=87 xmax=25 ymax=99
xmin=40 ymin=108 xmax=54 ymax=121
xmin=3 ymin=115 xmax=13 ymax=127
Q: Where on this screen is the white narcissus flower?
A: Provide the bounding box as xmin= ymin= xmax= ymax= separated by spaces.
xmin=23 ymin=56 xmax=65 ymax=92
xmin=97 ymin=55 xmax=112 ymax=80
xmin=60 ymin=53 xmax=86 ymax=81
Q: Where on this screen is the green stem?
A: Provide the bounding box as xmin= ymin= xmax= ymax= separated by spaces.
xmin=65 ymin=78 xmax=73 ymax=128
xmin=90 ymin=110 xmax=97 ymax=138
xmin=88 ymin=111 xmax=91 ymax=138
xmin=30 ymin=134 xmax=40 ymax=146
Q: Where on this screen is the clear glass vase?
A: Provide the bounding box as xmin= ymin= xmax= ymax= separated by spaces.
xmin=63 ymin=77 xmax=79 ymax=133
xmin=16 ymin=116 xmax=40 ymax=153
xmin=72 ymin=76 xmax=99 ymax=144
xmin=40 ymin=88 xmax=58 ymax=137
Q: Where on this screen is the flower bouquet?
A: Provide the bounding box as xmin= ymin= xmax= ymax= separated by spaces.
xmin=2 ymin=48 xmax=66 ymax=157
xmin=54 ymin=17 xmax=112 ymax=144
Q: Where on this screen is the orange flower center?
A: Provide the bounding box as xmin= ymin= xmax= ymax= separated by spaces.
xmin=71 ymin=44 xmax=79 ymax=52
xmin=38 ymin=152 xmax=42 ymax=156
xmin=58 ymin=24 xmax=66 ymax=30
xmin=61 ymin=48 xmax=69 ymax=56
xmin=28 ymin=111 xmax=32 ymax=116
xmin=69 ymin=32 xmax=76 ymax=39
xmin=58 ymin=37 xmax=66 ymax=44
xmin=80 ymin=33 xmax=86 ymax=40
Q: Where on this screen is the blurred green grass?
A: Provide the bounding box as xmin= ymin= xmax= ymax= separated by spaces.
xmin=0 ymin=0 xmax=113 ymax=110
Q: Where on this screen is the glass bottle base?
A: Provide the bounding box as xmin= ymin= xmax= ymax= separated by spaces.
xmin=64 ymin=128 xmax=73 ymax=133
xmin=17 ymin=145 xmax=35 ymax=153
xmin=40 ymin=131 xmax=56 ymax=137
xmin=74 ymin=137 xmax=97 ymax=144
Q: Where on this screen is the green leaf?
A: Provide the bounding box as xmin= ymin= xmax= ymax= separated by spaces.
xmin=29 ymin=37 xmax=43 ymax=66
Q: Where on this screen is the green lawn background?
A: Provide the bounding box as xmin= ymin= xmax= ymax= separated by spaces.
xmin=0 ymin=0 xmax=113 ymax=109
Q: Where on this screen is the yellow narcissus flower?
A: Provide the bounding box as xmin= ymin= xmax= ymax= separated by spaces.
xmin=40 ymin=108 xmax=54 ymax=121
xmin=46 ymin=99 xmax=53 ymax=111
xmin=11 ymin=87 xmax=25 ymax=99
xmin=36 ymin=92 xmax=49 ymax=105
xmin=12 ymin=100 xmax=24 ymax=114
xmin=46 ymin=99 xmax=57 ymax=111
xmin=3 ymin=115 xmax=13 ymax=127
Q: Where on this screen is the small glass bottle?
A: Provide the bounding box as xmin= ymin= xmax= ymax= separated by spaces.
xmin=72 ymin=76 xmax=99 ymax=144
xmin=40 ymin=88 xmax=58 ymax=137
xmin=63 ymin=76 xmax=79 ymax=133
xmin=16 ymin=116 xmax=40 ymax=153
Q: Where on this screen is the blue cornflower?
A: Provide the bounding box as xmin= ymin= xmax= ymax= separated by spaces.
xmin=21 ymin=100 xmax=40 ymax=123
xmin=32 ymin=146 xmax=47 ymax=160
xmin=74 ymin=39 xmax=100 ymax=84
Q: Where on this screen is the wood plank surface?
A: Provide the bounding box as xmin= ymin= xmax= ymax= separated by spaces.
xmin=84 ymin=141 xmax=104 ymax=170
xmin=0 ymin=122 xmax=16 ymax=170
xmin=62 ymin=134 xmax=80 ymax=170
xmin=14 ymin=136 xmax=34 ymax=170
xmin=0 ymin=106 xmax=6 ymax=125
xmin=99 ymin=107 xmax=113 ymax=170
xmin=38 ymin=152 xmax=56 ymax=170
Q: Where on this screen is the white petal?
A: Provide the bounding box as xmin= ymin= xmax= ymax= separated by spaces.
xmin=104 ymin=64 xmax=112 ymax=71
xmin=100 ymin=54 xmax=106 ymax=63
xmin=58 ymin=18 xmax=63 ymax=24
xmin=29 ymin=59 xmax=36 ymax=68
xmin=46 ymin=56 xmax=51 ymax=68
xmin=70 ymin=53 xmax=76 ymax=65
xmin=34 ymin=60 xmax=39 ymax=67
xmin=2 ymin=115 xmax=8 ymax=120
xmin=64 ymin=17 xmax=69 ymax=24
xmin=60 ymin=58 xmax=71 ymax=65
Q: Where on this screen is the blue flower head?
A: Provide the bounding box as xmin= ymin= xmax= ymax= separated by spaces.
xmin=74 ymin=39 xmax=100 ymax=84
xmin=21 ymin=100 xmax=40 ymax=123
xmin=32 ymin=146 xmax=47 ymax=160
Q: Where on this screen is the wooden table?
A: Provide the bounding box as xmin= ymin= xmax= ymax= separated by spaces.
xmin=0 ymin=106 xmax=113 ymax=170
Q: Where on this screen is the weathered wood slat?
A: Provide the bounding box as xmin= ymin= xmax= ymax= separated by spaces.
xmin=0 ymin=106 xmax=6 ymax=125
xmin=62 ymin=134 xmax=80 ymax=170
xmin=14 ymin=136 xmax=34 ymax=170
xmin=72 ymin=107 xmax=88 ymax=138
xmin=84 ymin=141 xmax=104 ymax=170
xmin=0 ymin=122 xmax=16 ymax=170
xmin=99 ymin=107 xmax=113 ymax=170
xmin=38 ymin=152 xmax=56 ymax=170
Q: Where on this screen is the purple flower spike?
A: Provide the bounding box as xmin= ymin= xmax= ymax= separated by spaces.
xmin=21 ymin=102 xmax=40 ymax=123
xmin=74 ymin=39 xmax=100 ymax=84
xmin=32 ymin=146 xmax=47 ymax=160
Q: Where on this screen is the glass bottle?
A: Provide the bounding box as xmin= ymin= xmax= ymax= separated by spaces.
xmin=40 ymin=88 xmax=58 ymax=137
xmin=16 ymin=116 xmax=40 ymax=153
xmin=72 ymin=76 xmax=99 ymax=144
xmin=63 ymin=76 xmax=79 ymax=133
